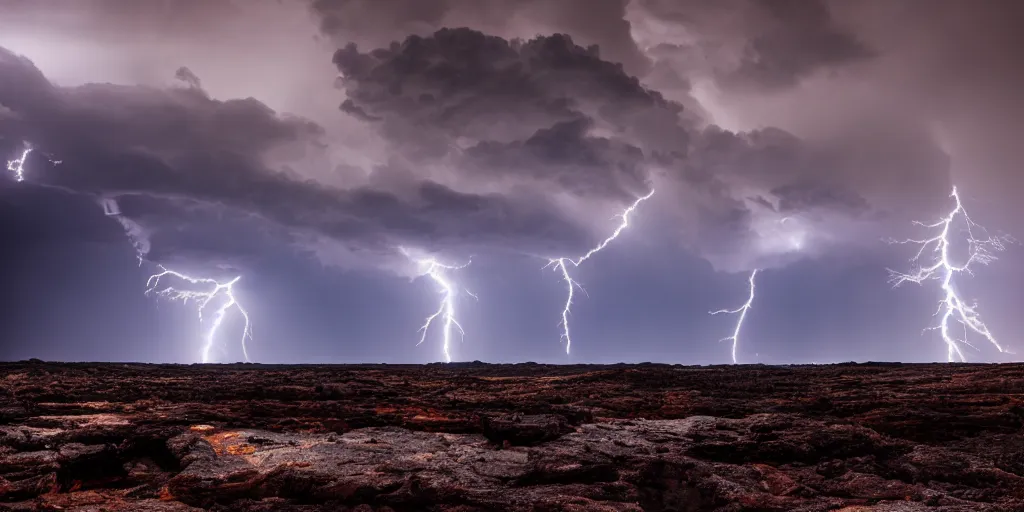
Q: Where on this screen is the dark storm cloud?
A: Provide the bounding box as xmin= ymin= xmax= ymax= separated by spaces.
xmin=671 ymin=119 xmax=949 ymax=270
xmin=681 ymin=127 xmax=804 ymax=187
xmin=462 ymin=118 xmax=649 ymax=201
xmin=312 ymin=0 xmax=650 ymax=76
xmin=0 ymin=0 xmax=1020 ymax=366
xmin=331 ymin=28 xmax=681 ymax=200
xmin=682 ymin=126 xmax=872 ymax=215
xmin=0 ymin=47 xmax=588 ymax=271
xmin=330 ymin=27 xmax=955 ymax=271
xmin=628 ymin=0 xmax=873 ymax=92
xmin=1 ymin=1 xmax=975 ymax=274
xmin=718 ymin=0 xmax=874 ymax=91
xmin=331 ymin=28 xmax=683 ymax=143
xmin=771 ymin=183 xmax=868 ymax=215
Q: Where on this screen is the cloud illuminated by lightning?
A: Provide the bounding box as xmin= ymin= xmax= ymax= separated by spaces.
xmin=146 ymin=266 xmax=253 ymax=363
xmin=888 ymin=185 xmax=1012 ymax=362
xmin=6 ymin=143 xmax=32 ymax=182
xmin=710 ymin=269 xmax=759 ymax=364
xmin=545 ymin=189 xmax=655 ymax=354
xmin=402 ymin=248 xmax=473 ymax=363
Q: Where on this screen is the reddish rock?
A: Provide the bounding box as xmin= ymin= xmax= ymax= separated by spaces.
xmin=0 ymin=361 xmax=1022 ymax=510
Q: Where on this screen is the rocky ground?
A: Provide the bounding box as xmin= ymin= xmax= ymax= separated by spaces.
xmin=1 ymin=361 xmax=1024 ymax=511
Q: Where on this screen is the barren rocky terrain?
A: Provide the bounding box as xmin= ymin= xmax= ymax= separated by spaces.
xmin=1 ymin=361 xmax=1024 ymax=511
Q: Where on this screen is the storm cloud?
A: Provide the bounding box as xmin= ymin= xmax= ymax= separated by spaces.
xmin=0 ymin=0 xmax=1014 ymax=275
xmin=627 ymin=0 xmax=873 ymax=93
xmin=330 ymin=27 xmax=954 ymax=271
xmin=1 ymin=0 xmax=1022 ymax=365
xmin=0 ymin=47 xmax=589 ymax=274
xmin=313 ymin=0 xmax=650 ymax=76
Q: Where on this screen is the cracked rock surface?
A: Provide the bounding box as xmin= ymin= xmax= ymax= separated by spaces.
xmin=1 ymin=361 xmax=1023 ymax=510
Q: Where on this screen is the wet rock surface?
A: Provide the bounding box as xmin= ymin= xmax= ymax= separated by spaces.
xmin=0 ymin=361 xmax=1023 ymax=510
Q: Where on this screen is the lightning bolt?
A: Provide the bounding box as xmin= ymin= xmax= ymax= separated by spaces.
xmin=145 ymin=266 xmax=253 ymax=363
xmin=6 ymin=144 xmax=32 ymax=182
xmin=6 ymin=145 xmax=253 ymax=363
xmin=546 ymin=189 xmax=655 ymax=354
xmin=403 ymin=248 xmax=472 ymax=363
xmin=888 ymin=185 xmax=1012 ymax=362
xmin=6 ymin=147 xmax=147 ymax=264
xmin=710 ymin=269 xmax=759 ymax=364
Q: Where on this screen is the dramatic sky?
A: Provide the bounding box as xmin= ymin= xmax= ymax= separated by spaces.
xmin=1 ymin=0 xmax=1021 ymax=364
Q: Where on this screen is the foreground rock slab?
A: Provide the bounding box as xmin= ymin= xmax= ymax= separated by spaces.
xmin=1 ymin=361 xmax=1023 ymax=510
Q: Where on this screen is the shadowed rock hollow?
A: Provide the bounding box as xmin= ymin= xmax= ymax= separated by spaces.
xmin=1 ymin=361 xmax=1024 ymax=510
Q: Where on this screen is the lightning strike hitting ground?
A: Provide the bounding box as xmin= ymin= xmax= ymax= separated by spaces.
xmin=6 ymin=144 xmax=32 ymax=182
xmin=146 ymin=266 xmax=252 ymax=363
xmin=403 ymin=249 xmax=473 ymax=363
xmin=710 ymin=269 xmax=759 ymax=364
xmin=545 ymin=190 xmax=655 ymax=354
xmin=888 ymin=186 xmax=1012 ymax=362
xmin=6 ymin=144 xmax=249 ymax=363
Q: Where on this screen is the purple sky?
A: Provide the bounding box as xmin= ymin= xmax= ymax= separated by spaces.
xmin=0 ymin=0 xmax=1021 ymax=364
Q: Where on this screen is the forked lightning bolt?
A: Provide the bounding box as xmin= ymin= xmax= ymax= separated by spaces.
xmin=888 ymin=186 xmax=1012 ymax=362
xmin=710 ymin=269 xmax=758 ymax=364
xmin=7 ymin=145 xmax=253 ymax=363
xmin=403 ymin=249 xmax=473 ymax=363
xmin=546 ymin=190 xmax=655 ymax=354
xmin=146 ymin=266 xmax=253 ymax=363
xmin=6 ymin=144 xmax=32 ymax=182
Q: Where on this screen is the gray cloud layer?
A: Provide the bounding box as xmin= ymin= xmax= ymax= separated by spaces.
xmin=313 ymin=0 xmax=650 ymax=76
xmin=330 ymin=26 xmax=951 ymax=270
xmin=0 ymin=47 xmax=589 ymax=273
xmin=2 ymin=0 xmax=1019 ymax=275
xmin=627 ymin=0 xmax=873 ymax=93
xmin=330 ymin=28 xmax=683 ymax=201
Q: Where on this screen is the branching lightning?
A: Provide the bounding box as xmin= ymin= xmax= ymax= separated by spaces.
xmin=6 ymin=144 xmax=32 ymax=182
xmin=710 ymin=269 xmax=759 ymax=364
xmin=403 ymin=249 xmax=473 ymax=363
xmin=6 ymin=144 xmax=253 ymax=363
xmin=545 ymin=189 xmax=655 ymax=354
xmin=888 ymin=185 xmax=1012 ymax=362
xmin=146 ymin=266 xmax=253 ymax=363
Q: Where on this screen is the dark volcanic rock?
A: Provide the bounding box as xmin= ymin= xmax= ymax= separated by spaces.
xmin=0 ymin=361 xmax=1023 ymax=510
xmin=482 ymin=413 xmax=571 ymax=446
